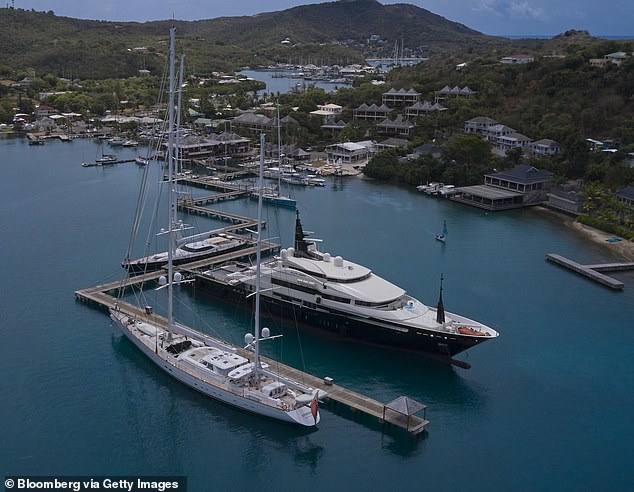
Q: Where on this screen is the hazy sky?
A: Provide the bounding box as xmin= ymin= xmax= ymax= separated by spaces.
xmin=9 ymin=0 xmax=633 ymax=37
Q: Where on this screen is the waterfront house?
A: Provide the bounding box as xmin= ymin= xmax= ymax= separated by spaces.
xmin=547 ymin=186 xmax=585 ymax=215
xmin=325 ymin=140 xmax=375 ymax=164
xmin=34 ymin=105 xmax=57 ymax=118
xmin=166 ymin=132 xmax=251 ymax=162
xmin=452 ymin=164 xmax=553 ymax=211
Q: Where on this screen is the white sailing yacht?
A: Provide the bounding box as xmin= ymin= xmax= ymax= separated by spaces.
xmin=110 ymin=28 xmax=323 ymax=427
xmin=252 ymin=103 xmax=296 ymax=208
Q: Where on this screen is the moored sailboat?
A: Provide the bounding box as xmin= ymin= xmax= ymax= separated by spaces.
xmin=110 ymin=28 xmax=323 ymax=426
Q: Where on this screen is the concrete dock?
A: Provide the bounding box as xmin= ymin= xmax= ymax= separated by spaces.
xmin=546 ymin=253 xmax=634 ymax=290
xmin=75 ymin=248 xmax=429 ymax=435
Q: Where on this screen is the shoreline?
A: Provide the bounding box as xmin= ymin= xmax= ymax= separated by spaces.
xmin=536 ymin=206 xmax=634 ymax=261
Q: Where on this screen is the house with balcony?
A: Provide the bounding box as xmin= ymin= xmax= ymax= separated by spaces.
xmin=377 ymin=115 xmax=415 ymax=136
xmin=464 ymin=116 xmax=498 ymax=135
xmin=230 ymin=112 xmax=272 ymax=134
xmin=325 ymin=140 xmax=375 ymax=164
xmin=310 ymin=103 xmax=343 ymax=124
xmin=353 ymin=103 xmax=392 ymax=121
xmin=405 ymin=101 xmax=447 ymax=118
xmin=529 ymin=139 xmax=562 ymax=156
xmin=382 ymin=88 xmax=421 ymax=107
xmin=452 ymin=164 xmax=553 ymax=211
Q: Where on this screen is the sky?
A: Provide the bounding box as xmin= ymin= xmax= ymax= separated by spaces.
xmin=7 ymin=0 xmax=633 ymax=37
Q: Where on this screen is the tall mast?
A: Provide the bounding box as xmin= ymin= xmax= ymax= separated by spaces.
xmin=277 ymin=101 xmax=282 ymax=192
xmin=253 ymin=133 xmax=265 ymax=373
xmin=436 ymin=274 xmax=445 ymax=324
xmin=176 ymin=53 xmax=185 ymax=177
xmin=166 ymin=26 xmax=176 ymax=333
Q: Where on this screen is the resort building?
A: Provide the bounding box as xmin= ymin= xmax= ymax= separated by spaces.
xmin=325 ymin=140 xmax=375 ymax=164
xmin=452 ymin=164 xmax=553 ymax=211
xmin=353 ymin=103 xmax=392 ymax=121
xmin=405 ymin=101 xmax=447 ymax=118
xmin=434 ymin=86 xmax=476 ymax=102
xmin=377 ymin=115 xmax=415 ymax=136
xmin=166 ymin=132 xmax=251 ymax=162
xmin=382 ymin=88 xmax=421 ymax=106
xmin=230 ymin=112 xmax=272 ymax=134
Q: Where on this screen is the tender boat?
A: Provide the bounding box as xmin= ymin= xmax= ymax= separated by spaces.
xmin=123 ymin=232 xmax=248 ymax=273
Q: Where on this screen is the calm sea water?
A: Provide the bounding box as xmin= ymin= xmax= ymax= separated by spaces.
xmin=1 ymin=135 xmax=633 ymax=491
xmin=237 ymin=69 xmax=352 ymax=95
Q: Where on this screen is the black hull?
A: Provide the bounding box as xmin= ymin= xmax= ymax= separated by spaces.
xmin=123 ymin=245 xmax=246 ymax=274
xmin=195 ymin=275 xmax=491 ymax=362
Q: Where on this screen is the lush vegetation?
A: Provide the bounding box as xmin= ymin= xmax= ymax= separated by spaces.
xmin=0 ymin=2 xmax=504 ymax=79
xmin=1 ymin=3 xmax=633 ymax=237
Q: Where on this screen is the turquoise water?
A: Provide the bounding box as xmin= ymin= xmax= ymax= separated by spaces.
xmin=1 ymin=135 xmax=633 ymax=490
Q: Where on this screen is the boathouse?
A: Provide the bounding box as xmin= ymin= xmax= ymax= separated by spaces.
xmin=452 ymin=164 xmax=553 ymax=211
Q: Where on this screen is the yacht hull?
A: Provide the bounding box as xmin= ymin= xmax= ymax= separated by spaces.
xmin=110 ymin=311 xmax=318 ymax=426
xmin=195 ymin=275 xmax=492 ymax=359
xmin=123 ymin=243 xmax=246 ymax=273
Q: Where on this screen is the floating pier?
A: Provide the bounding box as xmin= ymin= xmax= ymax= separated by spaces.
xmin=75 ymin=246 xmax=429 ymax=435
xmin=546 ymin=253 xmax=634 ymax=290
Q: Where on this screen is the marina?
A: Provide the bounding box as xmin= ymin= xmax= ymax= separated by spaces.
xmin=2 ymin=135 xmax=634 ymax=490
xmin=74 ymin=271 xmax=429 ymax=434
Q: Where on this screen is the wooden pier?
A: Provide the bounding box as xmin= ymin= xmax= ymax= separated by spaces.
xmin=75 ymin=247 xmax=429 ymax=435
xmin=546 ymin=253 xmax=634 ymax=290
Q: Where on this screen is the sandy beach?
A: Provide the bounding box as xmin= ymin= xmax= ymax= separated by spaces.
xmin=537 ymin=207 xmax=634 ymax=261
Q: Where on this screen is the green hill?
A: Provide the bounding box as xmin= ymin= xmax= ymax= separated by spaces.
xmin=0 ymin=0 xmax=505 ymax=78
